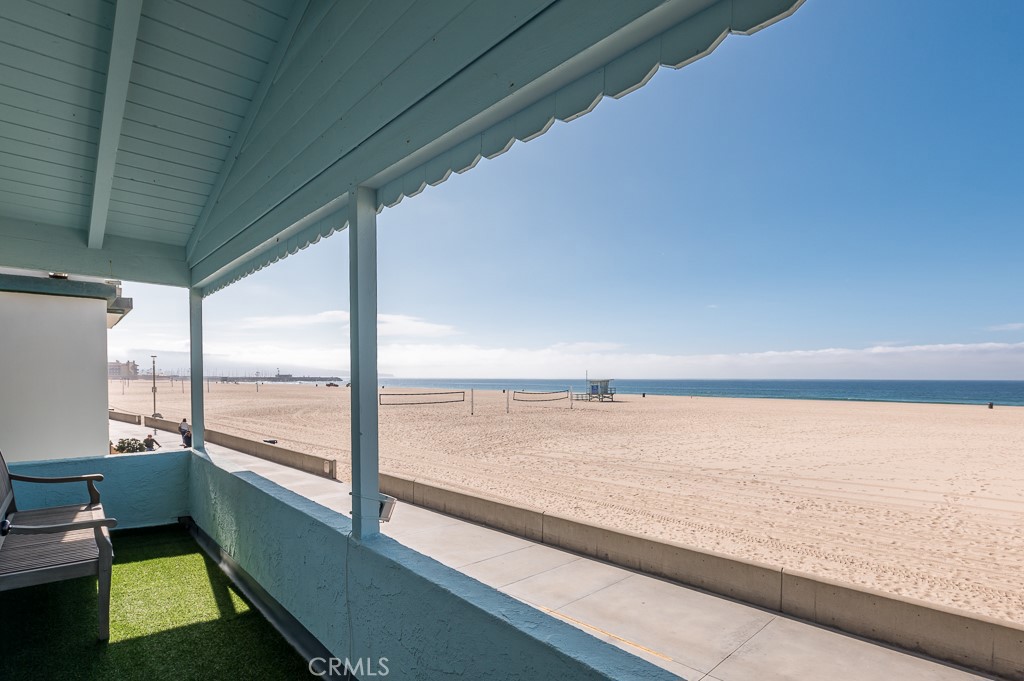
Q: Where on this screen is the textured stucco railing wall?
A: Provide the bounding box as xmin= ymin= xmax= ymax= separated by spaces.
xmin=187 ymin=453 xmax=675 ymax=680
xmin=8 ymin=452 xmax=190 ymax=529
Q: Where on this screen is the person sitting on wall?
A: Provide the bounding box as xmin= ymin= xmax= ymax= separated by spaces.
xmin=143 ymin=434 xmax=161 ymax=451
xmin=182 ymin=430 xmax=192 ymax=448
xmin=179 ymin=418 xmax=189 ymax=444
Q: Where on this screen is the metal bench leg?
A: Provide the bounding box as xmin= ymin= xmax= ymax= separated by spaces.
xmin=96 ymin=529 xmax=113 ymax=640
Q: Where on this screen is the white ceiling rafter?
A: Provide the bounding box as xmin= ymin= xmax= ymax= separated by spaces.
xmin=87 ymin=0 xmax=143 ymax=250
xmin=184 ymin=0 xmax=313 ymax=265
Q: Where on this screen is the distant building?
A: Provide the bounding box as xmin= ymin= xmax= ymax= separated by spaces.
xmin=108 ymin=360 xmax=139 ymax=379
xmin=0 ymin=271 xmax=127 ymax=461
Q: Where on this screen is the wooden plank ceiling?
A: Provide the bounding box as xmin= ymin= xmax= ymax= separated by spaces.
xmin=0 ymin=0 xmax=803 ymax=290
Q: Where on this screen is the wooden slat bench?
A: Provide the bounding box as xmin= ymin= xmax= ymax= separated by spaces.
xmin=0 ymin=450 xmax=118 ymax=640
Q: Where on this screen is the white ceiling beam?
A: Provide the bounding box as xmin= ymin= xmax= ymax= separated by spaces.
xmin=87 ymin=0 xmax=143 ymax=250
xmin=0 ymin=216 xmax=189 ymax=287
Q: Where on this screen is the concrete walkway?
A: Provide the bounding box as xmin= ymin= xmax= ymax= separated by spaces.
xmin=109 ymin=421 xmax=995 ymax=680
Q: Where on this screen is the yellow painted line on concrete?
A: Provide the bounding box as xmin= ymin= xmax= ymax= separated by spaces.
xmin=536 ymin=605 xmax=673 ymax=662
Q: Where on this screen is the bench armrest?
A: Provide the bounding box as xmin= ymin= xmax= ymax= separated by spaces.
xmin=1 ymin=516 xmax=118 ymax=536
xmin=9 ymin=473 xmax=103 ymax=483
xmin=9 ymin=473 xmax=103 ymax=504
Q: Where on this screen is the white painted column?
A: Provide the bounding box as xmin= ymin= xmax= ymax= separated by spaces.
xmin=348 ymin=186 xmax=380 ymax=539
xmin=189 ymin=288 xmax=206 ymax=451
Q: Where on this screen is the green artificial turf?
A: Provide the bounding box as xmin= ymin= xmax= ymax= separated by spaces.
xmin=0 ymin=525 xmax=311 ymax=680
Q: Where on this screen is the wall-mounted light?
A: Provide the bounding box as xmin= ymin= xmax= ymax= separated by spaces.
xmin=379 ymin=494 xmax=397 ymax=522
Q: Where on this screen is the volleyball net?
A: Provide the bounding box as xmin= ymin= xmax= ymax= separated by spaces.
xmin=378 ymin=391 xmax=466 ymax=406
xmin=512 ymin=389 xmax=570 ymax=402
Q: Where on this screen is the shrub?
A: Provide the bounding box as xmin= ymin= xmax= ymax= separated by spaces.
xmin=115 ymin=437 xmax=146 ymax=453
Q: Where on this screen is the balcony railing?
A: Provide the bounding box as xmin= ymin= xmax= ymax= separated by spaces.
xmin=2 ymin=450 xmax=672 ymax=681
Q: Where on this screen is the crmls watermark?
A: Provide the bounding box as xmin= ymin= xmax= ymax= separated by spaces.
xmin=309 ymin=657 xmax=390 ymax=677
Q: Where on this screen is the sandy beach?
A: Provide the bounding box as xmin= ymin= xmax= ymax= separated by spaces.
xmin=109 ymin=381 xmax=1024 ymax=624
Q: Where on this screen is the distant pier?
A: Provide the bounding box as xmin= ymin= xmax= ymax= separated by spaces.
xmin=218 ymin=375 xmax=344 ymax=383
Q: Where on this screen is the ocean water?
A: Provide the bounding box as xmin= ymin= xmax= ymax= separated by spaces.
xmin=379 ymin=378 xmax=1024 ymax=407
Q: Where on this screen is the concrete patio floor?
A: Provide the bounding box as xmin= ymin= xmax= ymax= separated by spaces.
xmin=108 ymin=421 xmax=996 ymax=680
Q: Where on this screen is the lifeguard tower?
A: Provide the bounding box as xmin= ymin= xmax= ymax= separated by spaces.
xmin=580 ymin=379 xmax=616 ymax=402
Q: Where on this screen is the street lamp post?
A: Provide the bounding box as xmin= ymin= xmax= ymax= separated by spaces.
xmin=151 ymin=355 xmax=158 ymax=417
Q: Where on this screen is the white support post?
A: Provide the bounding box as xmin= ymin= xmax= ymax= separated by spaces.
xmin=189 ymin=288 xmax=206 ymax=451
xmin=348 ymin=186 xmax=380 ymax=539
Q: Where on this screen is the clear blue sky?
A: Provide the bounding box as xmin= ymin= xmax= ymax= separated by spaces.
xmin=110 ymin=0 xmax=1024 ymax=379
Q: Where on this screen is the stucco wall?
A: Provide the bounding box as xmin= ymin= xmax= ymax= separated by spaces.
xmin=8 ymin=452 xmax=190 ymax=529
xmin=0 ymin=291 xmax=109 ymax=462
xmin=188 ymin=453 xmax=674 ymax=680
